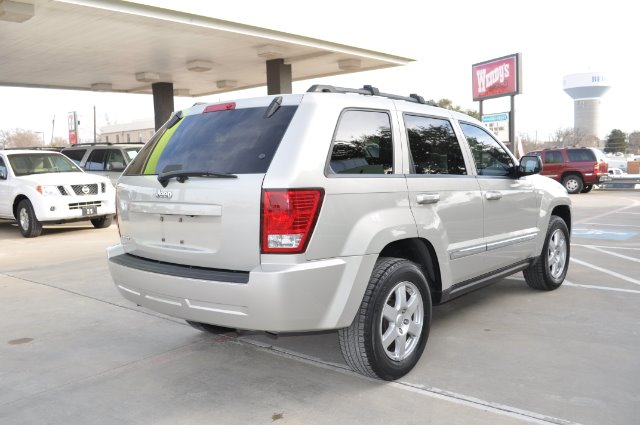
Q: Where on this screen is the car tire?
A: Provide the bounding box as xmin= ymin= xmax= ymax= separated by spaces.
xmin=17 ymin=199 xmax=42 ymax=238
xmin=186 ymin=321 xmax=236 ymax=334
xmin=338 ymin=257 xmax=431 ymax=381
xmin=562 ymin=174 xmax=583 ymax=194
xmin=523 ymin=216 xmax=570 ymax=291
xmin=91 ymin=215 xmax=113 ymax=228
xmin=580 ymin=185 xmax=593 ymax=193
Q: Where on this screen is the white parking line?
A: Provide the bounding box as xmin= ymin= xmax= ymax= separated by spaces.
xmin=571 ymin=258 xmax=640 ymax=286
xmin=575 ymin=199 xmax=640 ymax=224
xmin=572 ymin=244 xmax=640 ymax=251
xmin=573 ymin=245 xmax=640 ymax=263
xmin=564 ymin=281 xmax=640 ymax=295
xmin=578 ymin=222 xmax=640 ymax=229
xmin=239 ymin=337 xmax=580 ymax=425
xmin=614 ymin=212 xmax=640 ymax=215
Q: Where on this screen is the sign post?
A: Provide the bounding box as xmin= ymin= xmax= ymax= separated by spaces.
xmin=68 ymin=111 xmax=78 ymax=145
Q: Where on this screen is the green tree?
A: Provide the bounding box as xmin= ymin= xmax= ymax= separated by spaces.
xmin=604 ymin=129 xmax=627 ymax=153
xmin=436 ymin=98 xmax=480 ymax=120
xmin=628 ymin=131 xmax=640 ymax=155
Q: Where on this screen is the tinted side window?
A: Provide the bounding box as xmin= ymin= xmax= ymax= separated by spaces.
xmin=0 ymin=158 xmax=6 ymax=178
xmin=329 ymin=110 xmax=393 ymax=175
xmin=567 ymin=149 xmax=595 ymax=162
xmin=86 ymin=149 xmax=108 ymax=171
xmin=404 ymin=114 xmax=466 ymax=175
xmin=544 ymin=151 xmax=564 ymax=164
xmin=63 ymin=149 xmax=86 ymax=165
xmin=460 ymin=123 xmax=514 ymax=177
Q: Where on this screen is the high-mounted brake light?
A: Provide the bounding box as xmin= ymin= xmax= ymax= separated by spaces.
xmin=203 ymin=102 xmax=236 ymax=113
xmin=261 ymin=189 xmax=324 ymax=254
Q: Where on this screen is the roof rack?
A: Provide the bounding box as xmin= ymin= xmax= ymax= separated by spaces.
xmin=70 ymin=142 xmax=114 ymax=146
xmin=307 ymin=84 xmax=438 ymax=106
xmin=1 ymin=146 xmax=62 ymax=151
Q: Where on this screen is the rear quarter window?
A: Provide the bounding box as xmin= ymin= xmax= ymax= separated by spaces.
xmin=328 ymin=109 xmax=393 ymax=175
xmin=125 ymin=105 xmax=298 ymax=176
xmin=567 ymin=149 xmax=596 ymax=162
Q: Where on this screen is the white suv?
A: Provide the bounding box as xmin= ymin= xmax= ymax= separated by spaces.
xmin=107 ymin=85 xmax=571 ymax=380
xmin=0 ymin=149 xmax=115 ymax=237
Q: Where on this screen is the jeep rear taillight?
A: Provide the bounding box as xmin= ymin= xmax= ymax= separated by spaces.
xmin=261 ymin=189 xmax=324 ymax=254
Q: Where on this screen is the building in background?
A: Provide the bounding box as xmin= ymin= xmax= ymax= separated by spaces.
xmin=563 ymin=73 xmax=610 ymax=139
xmin=100 ymin=119 xmax=155 ymax=144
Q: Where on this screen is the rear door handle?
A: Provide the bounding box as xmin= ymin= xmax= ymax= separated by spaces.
xmin=485 ymin=191 xmax=502 ymax=201
xmin=416 ymin=193 xmax=440 ymax=204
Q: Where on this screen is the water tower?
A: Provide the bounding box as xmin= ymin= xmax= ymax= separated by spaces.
xmin=563 ymin=72 xmax=610 ymax=139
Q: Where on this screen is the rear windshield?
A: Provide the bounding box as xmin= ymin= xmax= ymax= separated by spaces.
xmin=567 ymin=149 xmax=596 ymax=162
xmin=125 ymin=105 xmax=298 ymax=176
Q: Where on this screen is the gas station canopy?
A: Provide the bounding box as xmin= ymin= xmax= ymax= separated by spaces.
xmin=0 ymin=0 xmax=412 ymax=97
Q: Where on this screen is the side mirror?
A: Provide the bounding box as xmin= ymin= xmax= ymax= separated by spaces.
xmin=0 ymin=169 xmax=6 ymax=180
xmin=518 ymin=155 xmax=542 ymax=177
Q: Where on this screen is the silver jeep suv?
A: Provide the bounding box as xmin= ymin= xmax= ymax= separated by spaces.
xmin=107 ymin=85 xmax=571 ymax=380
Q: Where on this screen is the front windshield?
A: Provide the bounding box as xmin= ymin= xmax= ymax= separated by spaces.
xmin=8 ymin=153 xmax=82 ymax=176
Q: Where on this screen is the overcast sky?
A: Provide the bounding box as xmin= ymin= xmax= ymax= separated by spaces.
xmin=1 ymin=0 xmax=637 ymax=143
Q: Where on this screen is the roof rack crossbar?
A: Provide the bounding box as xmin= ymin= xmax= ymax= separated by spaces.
xmin=307 ymin=85 xmax=437 ymax=106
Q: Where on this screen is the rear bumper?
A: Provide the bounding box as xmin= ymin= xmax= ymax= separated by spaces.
xmin=597 ymin=174 xmax=612 ymax=183
xmin=107 ymin=244 xmax=376 ymax=332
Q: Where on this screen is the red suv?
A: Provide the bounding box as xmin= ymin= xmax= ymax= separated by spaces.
xmin=528 ymin=147 xmax=610 ymax=194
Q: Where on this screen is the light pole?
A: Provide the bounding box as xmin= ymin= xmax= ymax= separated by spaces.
xmin=34 ymin=131 xmax=45 ymax=147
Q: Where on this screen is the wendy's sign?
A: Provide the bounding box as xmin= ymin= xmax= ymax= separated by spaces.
xmin=472 ymin=53 xmax=521 ymax=101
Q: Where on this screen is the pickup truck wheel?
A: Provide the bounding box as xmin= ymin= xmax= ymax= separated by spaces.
xmin=523 ymin=216 xmax=569 ymax=290
xmin=580 ymin=185 xmax=593 ymax=193
xmin=562 ymin=174 xmax=583 ymax=194
xmin=91 ymin=215 xmax=113 ymax=228
xmin=17 ymin=199 xmax=42 ymax=238
xmin=338 ymin=258 xmax=431 ymax=380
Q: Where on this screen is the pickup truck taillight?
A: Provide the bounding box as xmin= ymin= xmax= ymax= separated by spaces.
xmin=261 ymin=189 xmax=324 ymax=254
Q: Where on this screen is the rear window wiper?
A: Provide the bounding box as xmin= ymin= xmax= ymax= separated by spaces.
xmin=264 ymin=96 xmax=282 ymax=118
xmin=157 ymin=170 xmax=237 ymax=187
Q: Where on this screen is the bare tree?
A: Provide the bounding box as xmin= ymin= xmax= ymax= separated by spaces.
xmin=51 ymin=136 xmax=68 ymax=147
xmin=0 ymin=129 xmax=41 ymax=149
xmin=550 ymin=127 xmax=598 ymax=148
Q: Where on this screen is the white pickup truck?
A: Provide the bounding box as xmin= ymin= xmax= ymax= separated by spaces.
xmin=608 ymin=168 xmax=624 ymax=176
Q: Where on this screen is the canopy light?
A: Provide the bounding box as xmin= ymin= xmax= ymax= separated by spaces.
xmin=216 ymin=80 xmax=237 ymax=89
xmin=0 ymin=0 xmax=34 ymax=23
xmin=186 ymin=60 xmax=213 ymax=72
xmin=135 ymin=72 xmax=160 ymax=82
xmin=338 ymin=59 xmax=361 ymax=71
xmin=90 ymin=83 xmax=112 ymax=91
xmin=256 ymin=44 xmax=284 ymax=59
